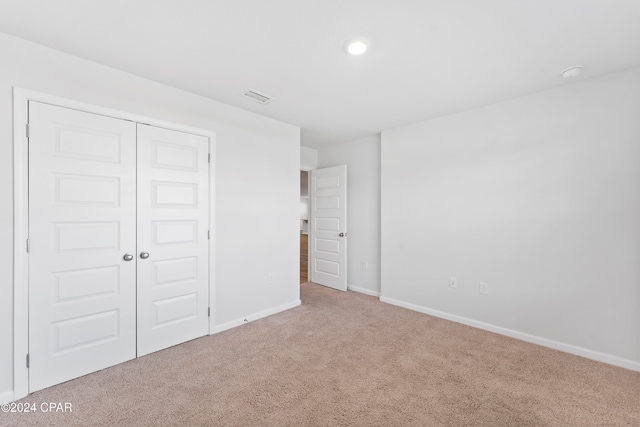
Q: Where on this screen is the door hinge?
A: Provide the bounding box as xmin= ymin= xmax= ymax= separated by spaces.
xmin=208 ymin=230 xmax=210 ymax=240
xmin=26 ymin=354 xmax=30 ymax=368
xmin=208 ymin=307 xmax=211 ymax=317
xmin=26 ymin=238 xmax=30 ymax=253
xmin=208 ymin=153 xmax=211 ymax=163
xmin=26 ymin=124 xmax=30 ymax=139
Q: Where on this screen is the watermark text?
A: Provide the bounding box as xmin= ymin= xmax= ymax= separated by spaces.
xmin=1 ymin=402 xmax=73 ymax=413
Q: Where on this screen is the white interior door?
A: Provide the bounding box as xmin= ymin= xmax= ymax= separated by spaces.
xmin=28 ymin=102 xmax=137 ymax=392
xmin=310 ymin=165 xmax=347 ymax=291
xmin=136 ymin=124 xmax=210 ymax=356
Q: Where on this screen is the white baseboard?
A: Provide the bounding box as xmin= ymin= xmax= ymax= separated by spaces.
xmin=211 ymin=299 xmax=301 ymax=334
xmin=347 ymin=285 xmax=381 ymax=297
xmin=380 ymin=296 xmax=640 ymax=372
xmin=0 ymin=390 xmax=15 ymax=403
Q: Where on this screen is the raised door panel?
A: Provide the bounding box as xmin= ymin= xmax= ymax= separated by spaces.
xmin=136 ymin=124 xmax=209 ymax=356
xmin=28 ymin=102 xmax=137 ymax=392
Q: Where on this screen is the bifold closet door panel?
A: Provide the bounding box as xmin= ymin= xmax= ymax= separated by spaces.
xmin=136 ymin=124 xmax=210 ymax=357
xmin=28 ymin=102 xmax=138 ymax=392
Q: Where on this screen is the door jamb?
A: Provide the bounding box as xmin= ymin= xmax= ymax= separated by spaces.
xmin=12 ymin=87 xmax=217 ymax=400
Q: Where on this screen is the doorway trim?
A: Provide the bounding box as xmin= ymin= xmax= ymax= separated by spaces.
xmin=12 ymin=87 xmax=216 ymax=400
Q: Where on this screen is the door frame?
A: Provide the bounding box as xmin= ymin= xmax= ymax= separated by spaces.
xmin=12 ymin=88 xmax=216 ymax=400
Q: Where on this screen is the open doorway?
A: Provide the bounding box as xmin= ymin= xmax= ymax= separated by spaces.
xmin=300 ymin=170 xmax=309 ymax=284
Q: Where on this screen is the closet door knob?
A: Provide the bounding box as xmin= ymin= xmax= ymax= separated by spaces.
xmin=139 ymin=252 xmax=150 ymax=259
xmin=339 ymin=232 xmax=347 ymax=237
xmin=123 ymin=253 xmax=134 ymax=261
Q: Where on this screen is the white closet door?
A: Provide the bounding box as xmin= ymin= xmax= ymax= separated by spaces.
xmin=28 ymin=102 xmax=137 ymax=392
xmin=136 ymin=124 xmax=210 ymax=356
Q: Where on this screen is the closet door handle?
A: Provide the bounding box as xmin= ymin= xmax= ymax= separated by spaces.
xmin=123 ymin=253 xmax=134 ymax=261
xmin=139 ymin=252 xmax=150 ymax=259
xmin=339 ymin=232 xmax=347 ymax=237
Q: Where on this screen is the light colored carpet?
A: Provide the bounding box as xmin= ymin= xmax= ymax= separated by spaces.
xmin=3 ymin=282 xmax=639 ymax=426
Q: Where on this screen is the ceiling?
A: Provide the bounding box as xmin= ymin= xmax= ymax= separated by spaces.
xmin=1 ymin=0 xmax=639 ymax=148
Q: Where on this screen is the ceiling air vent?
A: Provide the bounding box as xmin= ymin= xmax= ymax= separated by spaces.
xmin=242 ymin=89 xmax=273 ymax=105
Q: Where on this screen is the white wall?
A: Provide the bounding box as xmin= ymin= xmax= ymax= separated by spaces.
xmin=317 ymin=135 xmax=381 ymax=296
xmin=0 ymin=33 xmax=301 ymax=399
xmin=381 ymin=68 xmax=640 ymax=369
xmin=300 ymin=146 xmax=318 ymax=171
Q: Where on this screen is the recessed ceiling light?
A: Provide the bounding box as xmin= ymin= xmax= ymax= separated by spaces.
xmin=560 ymin=66 xmax=583 ymax=78
xmin=345 ymin=37 xmax=370 ymax=55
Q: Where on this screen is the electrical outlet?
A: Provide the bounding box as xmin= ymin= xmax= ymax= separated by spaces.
xmin=362 ymin=261 xmax=368 ymax=270
xmin=449 ymin=276 xmax=458 ymax=289
xmin=479 ymin=281 xmax=489 ymax=295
